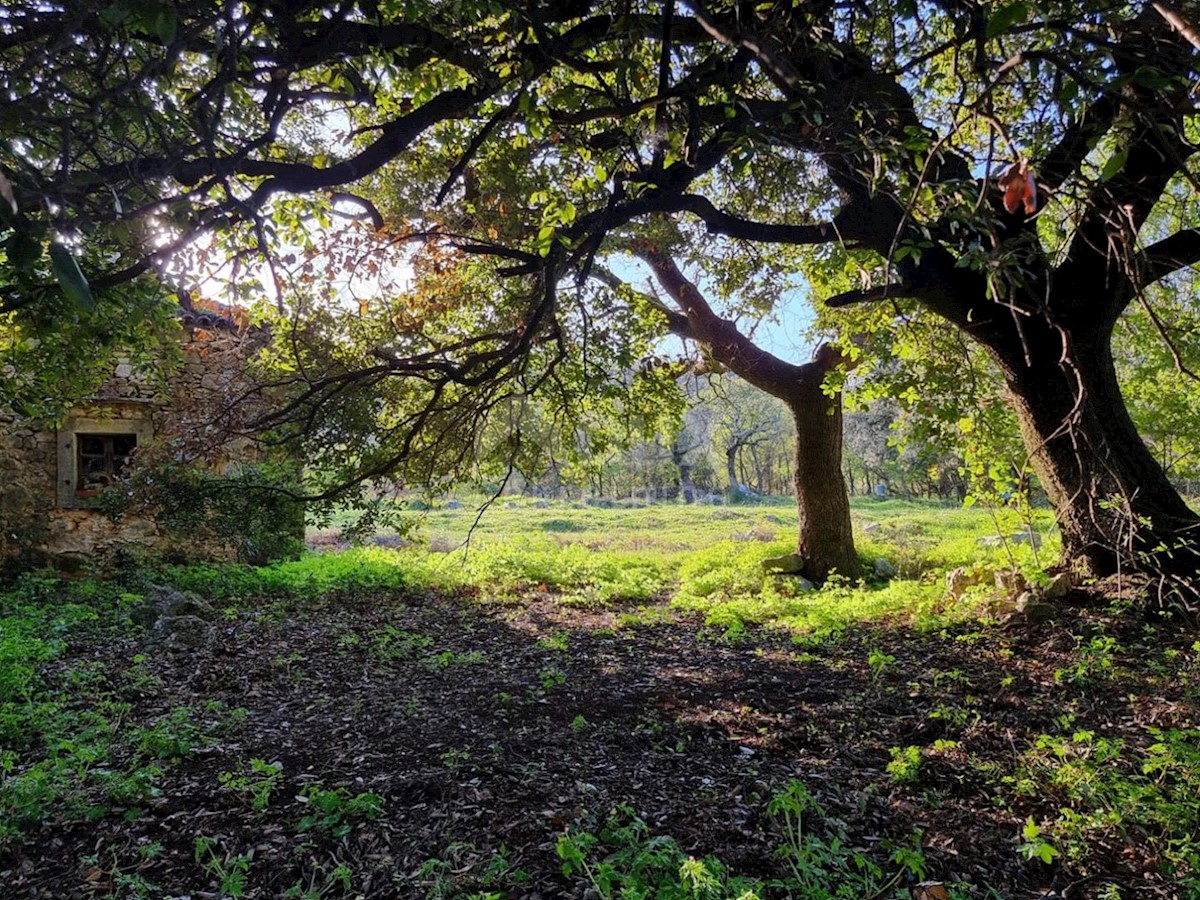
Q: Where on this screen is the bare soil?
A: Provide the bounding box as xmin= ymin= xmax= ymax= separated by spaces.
xmin=3 ymin=587 xmax=1197 ymax=899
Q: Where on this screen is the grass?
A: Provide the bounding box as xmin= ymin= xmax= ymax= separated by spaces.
xmin=303 ymin=496 xmax=1058 ymax=632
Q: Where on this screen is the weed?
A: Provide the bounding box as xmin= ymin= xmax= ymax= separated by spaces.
xmin=283 ymin=861 xmax=355 ymax=899
xmin=886 ymin=745 xmax=923 ymax=784
xmin=556 ymin=783 xmax=932 ymax=899
xmin=418 ymin=842 xmax=529 ymax=899
xmin=373 ymin=625 xmax=434 ymax=661
xmin=1017 ymin=818 xmax=1059 ymax=865
xmin=867 ymin=648 xmax=897 ymax=682
xmin=423 ymin=650 xmax=487 ymax=669
xmin=439 ymin=748 xmax=470 ymax=768
xmin=536 ymin=632 xmax=570 ymax=652
xmin=218 ymin=758 xmax=283 ymax=812
xmin=1055 ymin=635 xmax=1118 ymax=687
xmin=1010 ymin=726 xmax=1200 ymax=882
xmin=537 ymin=665 xmax=568 ymax=691
xmin=296 ymin=783 xmax=384 ymax=837
xmin=134 ymin=706 xmax=205 ymax=760
xmin=194 ymin=835 xmax=253 ymax=898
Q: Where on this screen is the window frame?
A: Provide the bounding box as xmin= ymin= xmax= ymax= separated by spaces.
xmin=56 ymin=412 xmax=152 ymax=509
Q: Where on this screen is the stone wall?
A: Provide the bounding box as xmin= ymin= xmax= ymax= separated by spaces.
xmin=0 ymin=325 xmax=290 ymax=571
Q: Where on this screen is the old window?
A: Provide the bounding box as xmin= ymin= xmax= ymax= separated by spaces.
xmin=75 ymin=433 xmax=138 ymax=495
xmin=57 ymin=410 xmax=152 ymax=508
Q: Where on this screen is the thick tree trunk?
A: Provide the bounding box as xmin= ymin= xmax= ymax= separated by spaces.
xmin=988 ymin=314 xmax=1200 ymax=578
xmin=783 ymin=377 xmax=862 ymax=582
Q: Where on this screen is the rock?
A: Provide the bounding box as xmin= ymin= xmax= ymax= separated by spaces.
xmin=533 ymin=500 xmax=550 ymax=508
xmin=977 ymin=530 xmax=1043 ymax=548
xmin=131 ymin=586 xmax=215 ymax=628
xmin=945 ymin=566 xmax=991 ymax=599
xmin=1043 ymin=571 xmax=1073 ymax=600
xmin=861 ymin=522 xmax=883 ymax=534
xmin=994 ymin=569 xmax=1028 ymax=594
xmin=873 ymin=557 xmax=897 ymax=578
xmin=1015 ymin=591 xmax=1058 ymax=623
xmin=761 ymin=553 xmax=807 ymax=575
xmin=770 ymin=574 xmax=816 ymax=592
xmin=444 ymin=500 xmax=463 ymax=510
xmin=1011 ymin=530 xmax=1042 ymax=547
xmin=151 ymin=614 xmax=217 ymax=648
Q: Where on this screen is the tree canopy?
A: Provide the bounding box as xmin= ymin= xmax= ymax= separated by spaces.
xmin=4 ymin=0 xmax=1200 ymax=578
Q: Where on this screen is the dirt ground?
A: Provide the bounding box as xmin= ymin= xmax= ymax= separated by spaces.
xmin=3 ymin=586 xmax=1197 ymax=899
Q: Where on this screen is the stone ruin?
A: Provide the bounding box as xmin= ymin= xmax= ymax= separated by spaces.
xmin=1 ymin=308 xmax=293 ymax=571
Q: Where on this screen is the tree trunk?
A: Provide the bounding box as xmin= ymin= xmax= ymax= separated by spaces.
xmin=986 ymin=312 xmax=1200 ymax=578
xmin=783 ymin=377 xmax=862 ymax=582
xmin=726 ymin=446 xmax=741 ymax=495
xmin=678 ymin=463 xmax=695 ymax=503
xmin=637 ymin=251 xmax=860 ymax=583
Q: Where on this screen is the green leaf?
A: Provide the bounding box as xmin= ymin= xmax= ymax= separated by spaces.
xmin=4 ymin=227 xmax=41 ymax=270
xmin=1099 ymin=149 xmax=1127 ymax=183
xmin=49 ymin=242 xmax=96 ymax=312
xmin=987 ymin=2 xmax=1029 ymax=37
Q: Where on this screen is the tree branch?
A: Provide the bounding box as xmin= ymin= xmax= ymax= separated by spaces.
xmin=1137 ymin=228 xmax=1200 ymax=284
xmin=636 ymin=246 xmax=807 ymax=399
xmin=824 ymin=283 xmax=911 ymax=308
xmin=659 ymin=194 xmax=840 ymax=245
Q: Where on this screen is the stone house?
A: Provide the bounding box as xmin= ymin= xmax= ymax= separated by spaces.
xmin=0 ymin=308 xmax=298 ymax=570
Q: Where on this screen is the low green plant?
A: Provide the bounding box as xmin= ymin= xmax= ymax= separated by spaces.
xmin=1010 ymin=726 xmax=1200 ymax=884
xmin=440 ymin=747 xmax=470 ymax=768
xmin=194 ymin=835 xmax=253 ymax=898
xmin=423 ymin=649 xmax=487 ymax=669
xmin=537 ymin=665 xmax=568 ymax=691
xmin=556 ymin=805 xmax=764 ymax=899
xmin=296 ymin=783 xmax=385 ymax=837
xmin=418 ymin=842 xmax=529 ymax=899
xmin=1055 ymin=635 xmax=1118 ymax=687
xmin=867 ymin=648 xmax=897 ymax=682
xmin=768 ymin=779 xmax=927 ymax=895
xmin=218 ymin=758 xmax=283 ymax=812
xmin=283 ymin=861 xmax=355 ymax=899
xmin=372 ymin=625 xmax=434 ymax=661
xmin=556 ymin=782 xmax=931 ymax=900
xmin=886 ymin=745 xmax=923 ymax=784
xmin=1017 ymin=818 xmax=1059 ymax=865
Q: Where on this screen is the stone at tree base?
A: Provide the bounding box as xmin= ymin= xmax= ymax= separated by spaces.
xmin=1015 ymin=591 xmax=1058 ymax=624
xmin=1042 ymin=571 xmax=1073 ymax=600
xmin=994 ymin=569 xmax=1028 ymax=594
xmin=132 ymin=586 xmax=219 ymax=649
xmin=150 ymin=614 xmax=217 ymax=648
xmin=978 ymin=531 xmax=1043 ymax=548
xmin=131 ymin=585 xmax=215 ymax=628
xmin=770 ymin=573 xmax=816 ymax=592
xmin=873 ymin=557 xmax=897 ymax=578
xmin=761 ymin=553 xmax=806 ymax=575
xmin=945 ymin=566 xmax=992 ymax=599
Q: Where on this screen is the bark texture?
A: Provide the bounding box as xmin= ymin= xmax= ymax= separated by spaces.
xmin=984 ymin=306 xmax=1200 ymax=577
